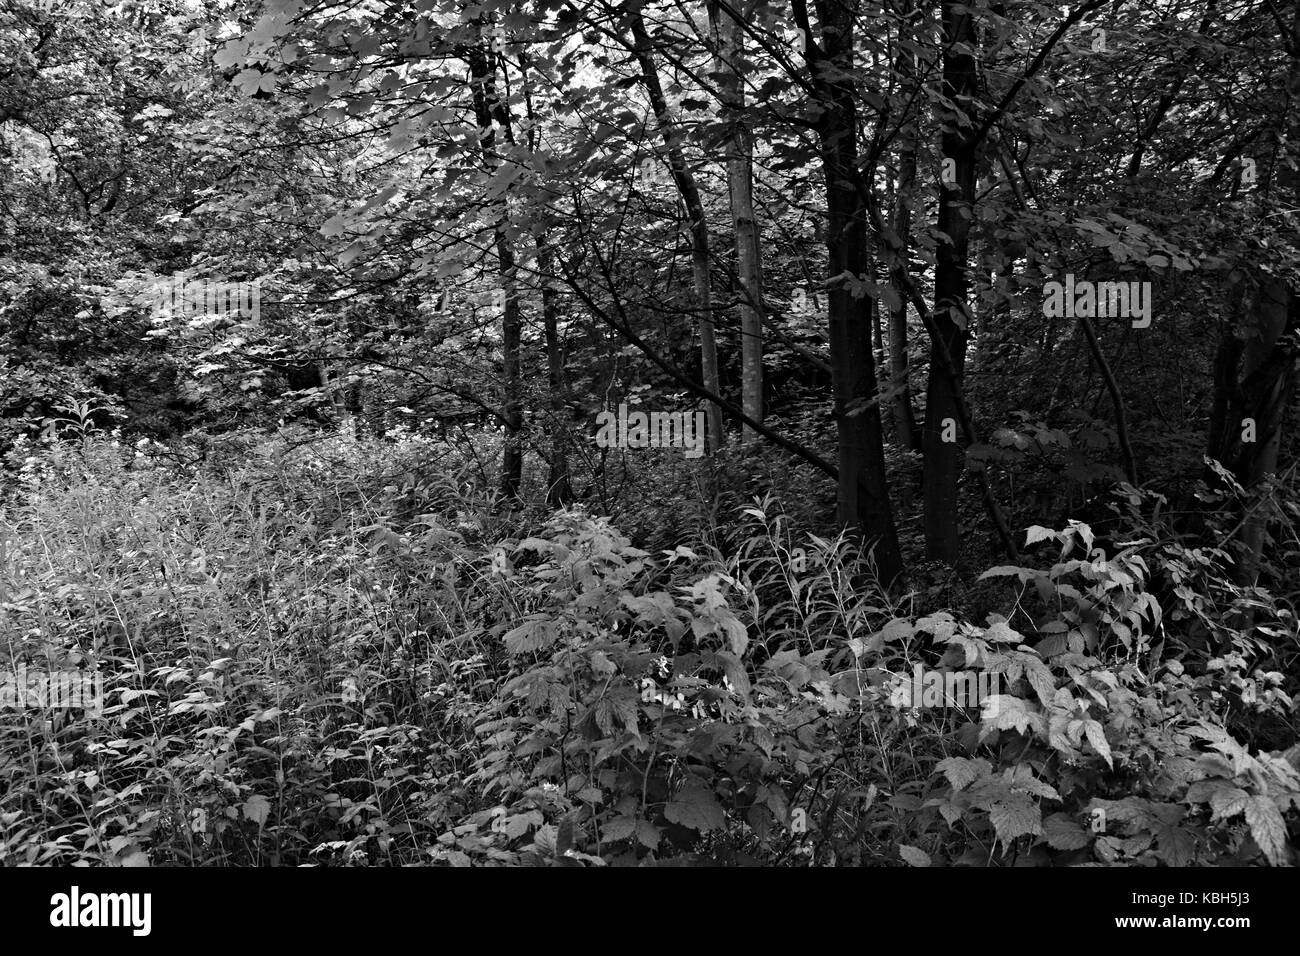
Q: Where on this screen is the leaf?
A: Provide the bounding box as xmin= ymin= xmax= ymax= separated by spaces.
xmin=982 ymin=695 xmax=1044 ymax=736
xmin=1025 ymin=525 xmax=1057 ymax=546
xmin=983 ymin=621 xmax=1023 ymax=644
xmin=720 ymin=613 xmax=749 ymax=657
xmin=709 ymin=650 xmax=751 ymax=704
xmin=242 ymin=794 xmax=272 ymax=827
xmin=935 ymin=756 xmax=990 ymax=791
xmin=503 ymin=618 xmax=559 ymax=655
xmin=1042 ymin=812 xmax=1090 ymax=850
xmin=599 ymin=684 xmax=640 ymax=734
xmin=1082 ymin=719 xmax=1113 ymax=768
xmin=1023 ymin=658 xmax=1057 ymax=706
xmin=589 ymin=649 xmax=616 ymax=677
xmin=978 ymin=565 xmax=1039 ymax=582
xmin=874 ymin=618 xmax=915 ymax=643
xmin=1155 ymin=825 xmax=1197 ymax=866
xmin=916 ymin=612 xmax=956 ymax=642
xmin=898 ymin=844 xmax=931 ymax=867
xmin=664 ymin=786 xmax=726 ymax=833
xmin=556 ymin=818 xmax=575 ymax=854
xmin=1037 ymin=632 xmax=1069 ymax=658
xmin=990 ymin=793 xmax=1042 ymax=842
xmin=234 ymin=68 xmax=278 ymax=96
xmin=1208 ymin=786 xmax=1250 ymax=821
xmin=600 ymin=815 xmax=638 ymax=842
xmin=1006 ymin=765 xmax=1061 ymax=802
xmin=533 ymin=825 xmax=558 ymax=855
xmin=634 ymin=819 xmax=662 ymax=849
xmin=514 ymin=537 xmax=562 ymax=555
xmin=1245 ymin=795 xmax=1289 ymax=866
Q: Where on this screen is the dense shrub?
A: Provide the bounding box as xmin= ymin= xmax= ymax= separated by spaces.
xmin=0 ymin=430 xmax=1296 ymax=866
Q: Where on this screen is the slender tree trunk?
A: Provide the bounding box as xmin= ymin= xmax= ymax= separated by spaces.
xmin=887 ymin=7 xmax=923 ymax=453
xmin=889 ymin=121 xmax=923 ymax=452
xmin=469 ymin=36 xmax=523 ymax=500
xmin=711 ymin=1 xmax=764 ymax=441
xmin=628 ymin=13 xmax=724 ymax=452
xmin=498 ymin=252 xmax=524 ymax=501
xmin=520 ymin=54 xmax=571 ymax=506
xmin=800 ymin=0 xmax=903 ymax=583
xmin=537 ymin=241 xmax=573 ymax=506
xmin=922 ymin=0 xmax=978 ymax=562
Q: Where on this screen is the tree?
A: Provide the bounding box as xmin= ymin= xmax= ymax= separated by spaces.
xmin=921 ymin=0 xmax=979 ymax=563
xmin=793 ymin=0 xmax=903 ymax=582
xmin=710 ymin=0 xmax=765 ymax=442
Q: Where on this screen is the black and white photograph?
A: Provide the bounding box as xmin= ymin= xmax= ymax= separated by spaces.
xmin=0 ymin=0 xmax=1294 ymax=931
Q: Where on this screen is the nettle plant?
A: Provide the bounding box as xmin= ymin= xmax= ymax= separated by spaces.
xmin=907 ymin=521 xmax=1300 ymax=866
xmin=434 ymin=510 xmax=864 ymax=866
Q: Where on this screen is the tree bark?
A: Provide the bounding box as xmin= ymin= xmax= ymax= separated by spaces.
xmin=628 ymin=13 xmax=725 ymax=452
xmin=922 ymin=0 xmax=978 ymax=562
xmin=889 ymin=111 xmax=923 ymax=452
xmin=468 ymin=36 xmax=524 ymax=501
xmin=711 ymin=1 xmax=765 ymax=441
xmin=797 ymin=0 xmax=903 ymax=583
xmin=537 ymin=241 xmax=573 ymax=506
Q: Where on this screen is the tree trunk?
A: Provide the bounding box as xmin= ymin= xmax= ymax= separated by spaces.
xmin=711 ymin=1 xmax=764 ymax=441
xmin=886 ymin=3 xmax=923 ymax=453
xmin=629 ymin=13 xmax=724 ymax=452
xmin=468 ymin=36 xmax=523 ymax=501
xmin=922 ymin=0 xmax=978 ymax=562
xmin=802 ymin=0 xmax=903 ymax=583
xmin=889 ymin=116 xmax=923 ymax=452
xmin=537 ymin=240 xmax=573 ymax=506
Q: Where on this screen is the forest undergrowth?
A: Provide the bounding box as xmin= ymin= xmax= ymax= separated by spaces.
xmin=1 ymin=422 xmax=1298 ymax=867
